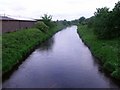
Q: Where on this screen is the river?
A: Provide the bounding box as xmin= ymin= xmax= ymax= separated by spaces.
xmin=3 ymin=26 xmax=119 ymax=88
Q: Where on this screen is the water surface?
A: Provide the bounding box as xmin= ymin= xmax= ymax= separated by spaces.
xmin=3 ymin=26 xmax=119 ymax=88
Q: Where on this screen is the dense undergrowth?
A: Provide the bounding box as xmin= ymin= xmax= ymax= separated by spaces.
xmin=2 ymin=23 xmax=65 ymax=74
xmin=77 ymin=25 xmax=120 ymax=80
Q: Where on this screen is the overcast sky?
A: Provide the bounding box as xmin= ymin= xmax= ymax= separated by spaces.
xmin=0 ymin=0 xmax=119 ymax=20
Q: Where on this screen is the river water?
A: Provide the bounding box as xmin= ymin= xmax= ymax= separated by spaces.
xmin=3 ymin=26 xmax=119 ymax=88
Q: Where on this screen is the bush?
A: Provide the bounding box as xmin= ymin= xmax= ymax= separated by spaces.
xmin=86 ymin=16 xmax=95 ymax=28
xmin=92 ymin=1 xmax=120 ymax=39
xmin=103 ymin=61 xmax=116 ymax=72
xmin=93 ymin=7 xmax=112 ymax=39
xmin=111 ymin=68 xmax=120 ymax=80
xmin=35 ymin=21 xmax=49 ymax=33
xmin=112 ymin=1 xmax=120 ymax=38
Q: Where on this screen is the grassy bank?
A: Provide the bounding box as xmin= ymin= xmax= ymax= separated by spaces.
xmin=2 ymin=23 xmax=65 ymax=74
xmin=77 ymin=25 xmax=120 ymax=80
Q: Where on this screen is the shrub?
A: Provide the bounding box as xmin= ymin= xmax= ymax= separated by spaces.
xmin=86 ymin=16 xmax=95 ymax=28
xmin=112 ymin=1 xmax=120 ymax=38
xmin=111 ymin=68 xmax=120 ymax=80
xmin=35 ymin=21 xmax=49 ymax=33
xmin=93 ymin=7 xmax=111 ymax=39
xmin=92 ymin=1 xmax=120 ymax=39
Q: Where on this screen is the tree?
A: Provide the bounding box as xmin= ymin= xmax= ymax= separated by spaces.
xmin=85 ymin=1 xmax=120 ymax=39
xmin=41 ymin=14 xmax=54 ymax=28
xmin=41 ymin=14 xmax=52 ymax=22
xmin=94 ymin=7 xmax=109 ymax=17
xmin=113 ymin=1 xmax=120 ymax=12
xmin=112 ymin=1 xmax=120 ymax=37
xmin=79 ymin=17 xmax=85 ymax=24
xmin=93 ymin=7 xmax=112 ymax=39
xmin=86 ymin=16 xmax=95 ymax=28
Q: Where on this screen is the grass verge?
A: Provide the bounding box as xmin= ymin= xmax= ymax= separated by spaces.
xmin=2 ymin=23 xmax=65 ymax=75
xmin=77 ymin=25 xmax=120 ymax=80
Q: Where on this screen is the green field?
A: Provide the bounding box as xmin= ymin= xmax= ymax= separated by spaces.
xmin=2 ymin=23 xmax=65 ymax=74
xmin=77 ymin=25 xmax=120 ymax=80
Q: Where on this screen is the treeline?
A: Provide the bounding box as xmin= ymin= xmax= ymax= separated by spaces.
xmin=35 ymin=14 xmax=70 ymax=33
xmin=77 ymin=1 xmax=120 ymax=80
xmin=70 ymin=1 xmax=120 ymax=40
xmin=84 ymin=1 xmax=120 ymax=39
xmin=59 ymin=17 xmax=86 ymax=26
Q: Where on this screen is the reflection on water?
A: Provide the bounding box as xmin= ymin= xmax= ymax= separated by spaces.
xmin=3 ymin=26 xmax=120 ymax=88
xmin=38 ymin=37 xmax=55 ymax=52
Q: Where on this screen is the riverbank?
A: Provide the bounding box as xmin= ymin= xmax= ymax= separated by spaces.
xmin=2 ymin=23 xmax=66 ymax=75
xmin=3 ymin=26 xmax=120 ymax=88
xmin=77 ymin=25 xmax=120 ymax=80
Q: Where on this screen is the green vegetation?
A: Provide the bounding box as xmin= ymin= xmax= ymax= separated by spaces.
xmin=2 ymin=20 xmax=66 ymax=74
xmin=35 ymin=21 xmax=49 ymax=33
xmin=41 ymin=14 xmax=56 ymax=28
xmin=87 ymin=1 xmax=120 ymax=39
xmin=76 ymin=1 xmax=120 ymax=80
xmin=77 ymin=25 xmax=120 ymax=80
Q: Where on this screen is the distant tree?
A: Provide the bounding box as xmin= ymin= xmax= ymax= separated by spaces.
xmin=94 ymin=7 xmax=109 ymax=17
xmin=113 ymin=1 xmax=120 ymax=12
xmin=67 ymin=21 xmax=71 ymax=25
xmin=41 ymin=14 xmax=55 ymax=28
xmin=86 ymin=16 xmax=95 ymax=28
xmin=62 ymin=19 xmax=68 ymax=26
xmin=79 ymin=17 xmax=85 ymax=24
xmin=41 ymin=14 xmax=52 ymax=22
xmin=71 ymin=19 xmax=79 ymax=25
